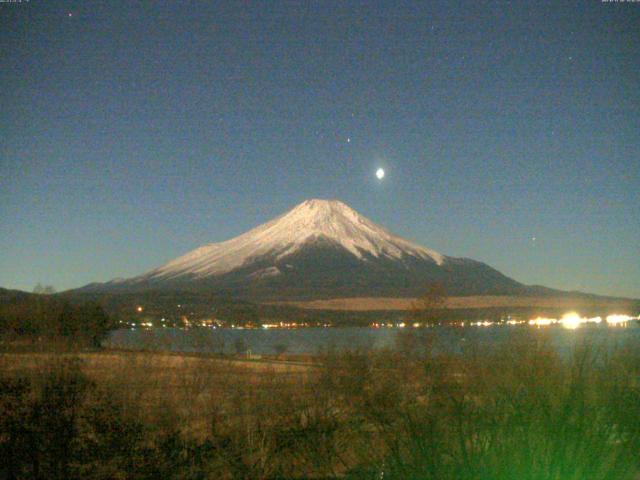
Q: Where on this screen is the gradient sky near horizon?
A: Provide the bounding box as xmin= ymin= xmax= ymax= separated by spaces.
xmin=1 ymin=1 xmax=639 ymax=297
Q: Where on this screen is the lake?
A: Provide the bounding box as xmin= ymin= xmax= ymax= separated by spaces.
xmin=105 ymin=322 xmax=640 ymax=357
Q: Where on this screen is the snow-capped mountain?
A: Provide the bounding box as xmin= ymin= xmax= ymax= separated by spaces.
xmin=145 ymin=199 xmax=444 ymax=281
xmin=83 ymin=199 xmax=529 ymax=298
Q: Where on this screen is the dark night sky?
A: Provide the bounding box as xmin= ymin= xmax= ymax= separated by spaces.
xmin=1 ymin=1 xmax=638 ymax=297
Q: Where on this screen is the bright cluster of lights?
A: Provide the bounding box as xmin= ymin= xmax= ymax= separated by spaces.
xmin=261 ymin=322 xmax=313 ymax=329
xmin=370 ymin=322 xmax=408 ymax=328
xmin=470 ymin=321 xmax=494 ymax=327
xmin=529 ymin=313 xmax=603 ymax=329
xmin=129 ymin=321 xmax=153 ymax=329
xmin=364 ymin=314 xmax=638 ymax=330
xmin=506 ymin=319 xmax=526 ymax=325
xmin=528 ymin=317 xmax=557 ymax=327
xmin=558 ymin=312 xmax=601 ymax=329
xmin=527 ymin=312 xmax=637 ymax=329
xmin=129 ymin=312 xmax=637 ymax=331
xmin=606 ymin=314 xmax=636 ymax=325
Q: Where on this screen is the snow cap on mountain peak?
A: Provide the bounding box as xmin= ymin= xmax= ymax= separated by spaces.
xmin=143 ymin=199 xmax=444 ymax=281
xmin=290 ymin=198 xmax=355 ymax=216
xmin=282 ymin=198 xmax=366 ymax=224
xmin=297 ymin=198 xmax=348 ymax=207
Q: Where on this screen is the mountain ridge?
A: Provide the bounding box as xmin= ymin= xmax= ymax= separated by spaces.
xmin=75 ymin=199 xmax=571 ymax=300
xmin=140 ymin=199 xmax=445 ymax=283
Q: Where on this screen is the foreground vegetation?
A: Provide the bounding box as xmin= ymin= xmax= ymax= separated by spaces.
xmin=1 ymin=330 xmax=639 ymax=479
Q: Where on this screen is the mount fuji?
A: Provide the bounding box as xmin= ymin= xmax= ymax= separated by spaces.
xmin=81 ymin=199 xmax=538 ymax=299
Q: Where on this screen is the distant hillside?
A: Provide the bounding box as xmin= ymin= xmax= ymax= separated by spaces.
xmin=0 ymin=287 xmax=38 ymax=303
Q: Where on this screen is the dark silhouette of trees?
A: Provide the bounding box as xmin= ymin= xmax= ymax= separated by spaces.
xmin=410 ymin=282 xmax=447 ymax=325
xmin=33 ymin=284 xmax=56 ymax=295
xmin=0 ymin=294 xmax=116 ymax=348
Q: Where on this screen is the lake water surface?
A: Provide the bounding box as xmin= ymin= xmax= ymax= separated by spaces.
xmin=105 ymin=323 xmax=640 ymax=357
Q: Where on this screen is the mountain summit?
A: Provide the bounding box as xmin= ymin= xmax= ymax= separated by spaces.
xmin=146 ymin=199 xmax=444 ymax=282
xmin=85 ymin=199 xmax=529 ymax=298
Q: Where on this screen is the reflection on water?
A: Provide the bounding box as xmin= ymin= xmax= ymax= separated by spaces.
xmin=105 ymin=322 xmax=640 ymax=357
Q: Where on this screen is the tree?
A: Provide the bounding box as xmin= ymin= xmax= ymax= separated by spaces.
xmin=58 ymin=302 xmax=80 ymax=337
xmin=410 ymin=283 xmax=447 ymax=326
xmin=83 ymin=303 xmax=115 ymax=348
xmin=55 ymin=302 xmax=114 ymax=347
xmin=33 ymin=284 xmax=56 ymax=295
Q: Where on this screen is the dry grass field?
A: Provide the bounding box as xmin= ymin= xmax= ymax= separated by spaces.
xmin=0 ymin=351 xmax=313 ymax=440
xmin=3 ymin=335 xmax=640 ymax=479
xmin=275 ymin=295 xmax=639 ymax=311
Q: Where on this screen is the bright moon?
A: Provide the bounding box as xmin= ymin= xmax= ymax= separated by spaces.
xmin=376 ymin=168 xmax=385 ymax=180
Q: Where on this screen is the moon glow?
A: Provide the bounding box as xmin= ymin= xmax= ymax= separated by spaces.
xmin=376 ymin=168 xmax=385 ymax=180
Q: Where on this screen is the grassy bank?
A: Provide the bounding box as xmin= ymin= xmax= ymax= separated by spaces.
xmin=2 ymin=330 xmax=640 ymax=479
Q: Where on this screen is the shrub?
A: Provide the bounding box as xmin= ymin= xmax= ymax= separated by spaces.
xmin=1 ymin=337 xmax=639 ymax=479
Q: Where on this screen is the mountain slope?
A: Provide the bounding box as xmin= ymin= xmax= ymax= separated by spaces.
xmin=80 ymin=199 xmax=532 ymax=299
xmin=144 ymin=199 xmax=444 ymax=281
